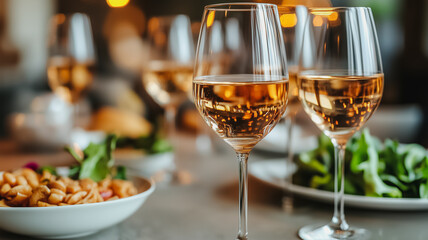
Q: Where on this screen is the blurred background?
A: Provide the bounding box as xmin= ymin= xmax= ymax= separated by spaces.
xmin=0 ymin=0 xmax=427 ymax=151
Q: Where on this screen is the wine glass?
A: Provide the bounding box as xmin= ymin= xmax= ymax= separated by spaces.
xmin=193 ymin=3 xmax=288 ymax=239
xmin=47 ymin=13 xmax=95 ymax=127
xmin=143 ymin=15 xmax=194 ymax=137
xmin=297 ymin=7 xmax=383 ymax=239
xmin=277 ymin=5 xmax=308 ymax=210
xmin=142 ymin=14 xmax=194 ymax=183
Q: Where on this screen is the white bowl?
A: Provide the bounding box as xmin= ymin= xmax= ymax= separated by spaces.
xmin=0 ymin=175 xmax=155 ymax=239
xmin=114 ymin=150 xmax=174 ymax=177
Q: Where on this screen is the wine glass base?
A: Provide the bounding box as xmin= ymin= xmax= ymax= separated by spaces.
xmin=235 ymin=235 xmax=248 ymax=240
xmin=298 ymin=224 xmax=370 ymax=240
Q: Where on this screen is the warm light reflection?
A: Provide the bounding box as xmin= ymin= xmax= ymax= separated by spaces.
xmin=311 ymin=10 xmax=336 ymax=16
xmin=313 ymin=15 xmax=323 ymax=27
xmin=106 ymin=0 xmax=130 ymax=8
xmin=154 ymin=32 xmax=166 ymax=47
xmin=255 ymin=0 xmax=332 ymax=7
xmin=207 ymin=11 xmax=215 ymax=27
xmin=54 ymin=14 xmax=66 ymax=25
xmin=312 ymin=10 xmax=339 ymax=24
xmin=280 ymin=13 xmax=297 ymax=28
xmin=148 ymin=17 xmax=159 ymax=34
xmin=328 ymin=12 xmax=338 ymax=21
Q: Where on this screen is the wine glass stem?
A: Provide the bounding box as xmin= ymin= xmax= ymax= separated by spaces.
xmin=331 ymin=142 xmax=349 ymax=231
xmin=165 ymin=105 xmax=177 ymax=141
xmin=282 ymin=116 xmax=295 ymax=212
xmin=237 ymin=152 xmax=249 ymax=240
xmin=72 ymin=102 xmax=79 ymax=129
xmin=286 ymin=116 xmax=294 ymax=181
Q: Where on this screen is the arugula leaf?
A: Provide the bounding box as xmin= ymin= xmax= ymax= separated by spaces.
xmin=68 ymin=165 xmax=81 ymax=180
xmin=113 ymin=166 xmax=127 ymax=180
xmin=350 ymin=129 xmax=401 ymax=198
xmin=64 ymin=146 xmax=83 ymax=163
xmin=66 ymin=135 xmax=119 ymax=182
xmin=419 ymin=179 xmax=428 ymax=199
xmin=116 ymin=134 xmax=172 ymax=154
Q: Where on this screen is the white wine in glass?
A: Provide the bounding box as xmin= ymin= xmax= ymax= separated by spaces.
xmin=47 ymin=56 xmax=94 ymax=104
xmin=297 ymin=7 xmax=384 ymax=240
xmin=143 ymin=61 xmax=193 ymax=108
xmin=193 ymin=3 xmax=288 ymax=239
xmin=194 ymin=75 xmax=288 ymax=153
xmin=299 ymin=74 xmax=383 ymax=141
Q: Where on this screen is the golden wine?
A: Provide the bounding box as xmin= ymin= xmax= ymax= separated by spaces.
xmin=288 ymin=69 xmax=299 ymax=102
xmin=143 ymin=61 xmax=193 ymax=107
xmin=47 ymin=56 xmax=94 ymax=103
xmin=298 ymin=74 xmax=383 ymax=140
xmin=193 ymin=75 xmax=288 ymax=152
xmin=283 ymin=68 xmax=301 ymax=117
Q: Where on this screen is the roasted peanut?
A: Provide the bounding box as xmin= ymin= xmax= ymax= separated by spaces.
xmin=8 ymin=192 xmax=30 ymax=206
xmin=22 ymin=168 xmax=39 ymax=189
xmin=40 ymin=170 xmax=53 ymax=184
xmin=0 ymin=199 xmax=9 ymax=207
xmin=66 ymin=183 xmax=81 ymax=194
xmin=3 ymin=173 xmax=16 ymax=186
xmin=7 ymin=185 xmax=32 ymax=197
xmin=16 ymin=176 xmax=28 ymax=186
xmin=0 ymin=183 xmax=11 ymax=197
xmin=29 ymin=185 xmax=51 ymax=207
xmin=79 ymin=178 xmax=97 ymax=192
xmin=64 ymin=194 xmax=72 ymax=203
xmin=67 ymin=191 xmax=87 ymax=204
xmin=51 ymin=188 xmax=66 ymax=197
xmin=112 ymin=179 xmax=137 ymax=198
xmin=48 ymin=193 xmax=65 ymax=205
xmin=49 ymin=180 xmax=66 ymax=192
xmin=98 ymin=178 xmax=111 ymax=191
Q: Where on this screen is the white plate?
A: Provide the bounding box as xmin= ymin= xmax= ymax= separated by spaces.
xmin=0 ymin=173 xmax=155 ymax=239
xmin=255 ymin=122 xmax=317 ymax=154
xmin=249 ymin=159 xmax=428 ymax=211
xmin=114 ymin=149 xmax=174 ymax=177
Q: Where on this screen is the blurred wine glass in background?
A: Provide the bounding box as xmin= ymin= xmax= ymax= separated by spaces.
xmin=142 ymin=15 xmax=194 ymax=138
xmin=277 ymin=5 xmax=308 ymax=200
xmin=46 ymin=13 xmax=95 ymax=128
xmin=142 ymin=15 xmax=194 ymax=183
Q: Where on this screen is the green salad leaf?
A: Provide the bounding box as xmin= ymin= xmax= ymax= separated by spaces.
xmin=113 ymin=166 xmax=127 ymax=180
xmin=116 ymin=134 xmax=172 ymax=154
xmin=293 ymin=129 xmax=428 ymax=198
xmin=65 ymin=134 xmax=124 ymax=182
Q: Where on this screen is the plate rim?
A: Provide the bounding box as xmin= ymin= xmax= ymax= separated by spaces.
xmin=249 ymin=159 xmax=428 ymax=210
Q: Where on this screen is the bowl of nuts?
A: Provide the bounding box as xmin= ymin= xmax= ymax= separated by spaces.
xmin=0 ymin=134 xmax=155 ymax=239
xmin=0 ymin=168 xmax=154 ymax=239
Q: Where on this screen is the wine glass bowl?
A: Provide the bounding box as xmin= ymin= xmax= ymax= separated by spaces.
xmin=193 ymin=75 xmax=288 ymax=153
xmin=193 ymin=3 xmax=288 ymax=239
xmin=297 ymin=7 xmax=384 ymax=240
xmin=298 ymin=70 xmax=384 ymax=144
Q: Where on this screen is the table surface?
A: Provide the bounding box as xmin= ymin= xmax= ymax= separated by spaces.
xmin=1 ymin=133 xmax=428 ymax=240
